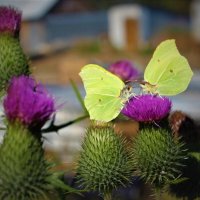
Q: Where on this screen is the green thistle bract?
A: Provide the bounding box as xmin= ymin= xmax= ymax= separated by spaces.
xmin=77 ymin=124 xmax=133 ymax=194
xmin=132 ymin=127 xmax=187 ymax=188
xmin=0 ymin=122 xmax=52 ymax=200
xmin=0 ymin=34 xmax=29 ymax=94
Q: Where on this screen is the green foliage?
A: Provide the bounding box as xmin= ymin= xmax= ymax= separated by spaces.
xmin=0 ymin=122 xmax=52 ymax=200
xmin=75 ymin=40 xmax=101 ymax=54
xmin=190 ymin=152 xmax=200 ymax=162
xmin=0 ymin=34 xmax=29 ymax=94
xmin=132 ymin=127 xmax=187 ymax=188
xmin=77 ymin=124 xmax=133 ymax=194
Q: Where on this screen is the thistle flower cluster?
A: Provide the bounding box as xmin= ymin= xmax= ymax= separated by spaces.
xmin=122 ymin=94 xmax=172 ymax=122
xmin=0 ymin=6 xmax=29 ymax=94
xmin=0 ymin=6 xmax=21 ymax=36
xmin=3 ymin=75 xmax=55 ymax=130
xmin=109 ymin=60 xmax=172 ymax=123
xmin=0 ymin=6 xmax=62 ymax=200
xmin=108 ymin=60 xmax=139 ymax=82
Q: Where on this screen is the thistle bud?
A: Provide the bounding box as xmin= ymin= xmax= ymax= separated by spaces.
xmin=77 ymin=124 xmax=133 ymax=194
xmin=132 ymin=127 xmax=187 ymax=188
xmin=0 ymin=35 xmax=29 ymax=94
xmin=0 ymin=6 xmax=21 ymax=37
xmin=0 ymin=122 xmax=52 ymax=199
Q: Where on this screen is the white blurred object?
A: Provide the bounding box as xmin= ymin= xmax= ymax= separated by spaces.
xmin=191 ymin=0 xmax=200 ymax=42
xmin=108 ymin=4 xmax=142 ymax=50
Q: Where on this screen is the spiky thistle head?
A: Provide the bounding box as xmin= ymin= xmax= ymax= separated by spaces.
xmin=122 ymin=94 xmax=171 ymax=122
xmin=0 ymin=122 xmax=52 ymax=200
xmin=3 ymin=75 xmax=55 ymax=131
xmin=132 ymin=127 xmax=187 ymax=188
xmin=108 ymin=60 xmax=139 ymax=82
xmin=0 ymin=35 xmax=30 ymax=94
xmin=77 ymin=124 xmax=133 ymax=194
xmin=0 ymin=6 xmax=21 ymax=37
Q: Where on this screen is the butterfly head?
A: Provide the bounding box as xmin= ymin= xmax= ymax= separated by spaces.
xmin=120 ymin=84 xmax=133 ymax=103
xmin=141 ymin=81 xmax=158 ymax=94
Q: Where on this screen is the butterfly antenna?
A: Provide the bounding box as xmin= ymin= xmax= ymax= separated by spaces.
xmin=125 ymin=79 xmax=144 ymax=85
xmin=140 ymin=80 xmax=149 ymax=85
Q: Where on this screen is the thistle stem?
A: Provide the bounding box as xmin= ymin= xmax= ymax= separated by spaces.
xmin=154 ymin=188 xmax=162 ymax=200
xmin=41 ymin=114 xmax=89 ymax=133
xmin=104 ymin=192 xmax=112 ymax=200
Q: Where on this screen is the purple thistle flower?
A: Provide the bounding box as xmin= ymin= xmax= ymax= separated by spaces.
xmin=0 ymin=6 xmax=21 ymax=36
xmin=122 ymin=94 xmax=171 ymax=122
xmin=3 ymin=75 xmax=55 ymax=129
xmin=108 ymin=60 xmax=139 ymax=82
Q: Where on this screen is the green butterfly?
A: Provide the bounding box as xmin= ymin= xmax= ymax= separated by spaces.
xmin=79 ymin=64 xmax=132 ymax=122
xmin=79 ymin=40 xmax=193 ymax=122
xmin=142 ymin=39 xmax=193 ymax=96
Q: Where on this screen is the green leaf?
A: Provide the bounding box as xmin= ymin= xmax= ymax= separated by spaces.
xmin=169 ymin=177 xmax=189 ymax=185
xmin=47 ymin=173 xmax=85 ymax=195
xmin=70 ymin=79 xmax=88 ymax=114
xmin=189 ymin=152 xmax=200 ymax=162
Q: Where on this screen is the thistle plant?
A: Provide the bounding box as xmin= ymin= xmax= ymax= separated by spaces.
xmin=132 ymin=127 xmax=187 ymax=188
xmin=0 ymin=6 xmax=87 ymax=199
xmin=0 ymin=6 xmax=29 ymax=95
xmin=0 ymin=4 xmax=199 ymax=200
xmin=78 ymin=38 xmax=195 ymax=199
xmin=0 ymin=72 xmax=81 ymax=199
xmin=77 ymin=124 xmax=133 ymax=199
xmin=3 ymin=75 xmax=55 ymax=133
xmin=0 ymin=76 xmax=56 ymax=199
xmin=0 ymin=122 xmax=52 ymax=200
xmin=0 ymin=6 xmax=21 ymax=37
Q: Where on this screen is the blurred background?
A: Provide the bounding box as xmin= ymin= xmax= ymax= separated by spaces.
xmin=0 ymin=0 xmax=200 ymax=199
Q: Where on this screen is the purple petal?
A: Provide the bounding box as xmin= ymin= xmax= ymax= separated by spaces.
xmin=122 ymin=94 xmax=172 ymax=122
xmin=108 ymin=60 xmax=139 ymax=82
xmin=3 ymin=75 xmax=55 ymax=129
xmin=0 ymin=6 xmax=21 ymax=35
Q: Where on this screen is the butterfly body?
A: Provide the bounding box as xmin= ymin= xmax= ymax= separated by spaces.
xmin=141 ymin=82 xmax=158 ymax=94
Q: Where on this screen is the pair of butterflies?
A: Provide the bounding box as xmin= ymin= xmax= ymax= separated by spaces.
xmin=79 ymin=40 xmax=193 ymax=122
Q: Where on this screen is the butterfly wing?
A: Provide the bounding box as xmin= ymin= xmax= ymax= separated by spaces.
xmin=79 ymin=64 xmax=125 ymax=122
xmin=84 ymin=94 xmax=123 ymax=122
xmin=144 ymin=40 xmax=193 ymax=96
